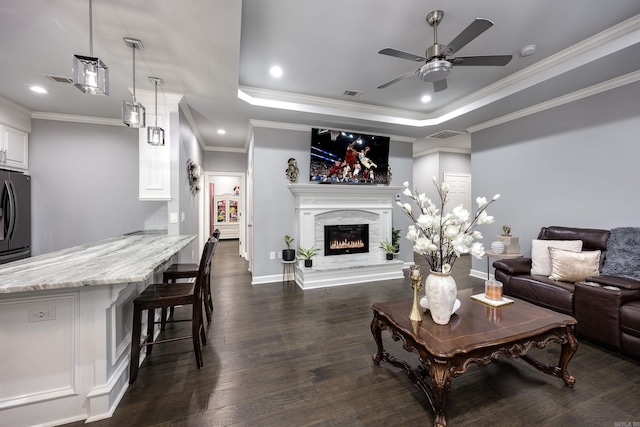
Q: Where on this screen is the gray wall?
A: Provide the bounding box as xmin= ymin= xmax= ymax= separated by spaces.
xmin=29 ymin=120 xmax=165 ymax=255
xmin=177 ymin=109 xmax=205 ymax=262
xmin=250 ymin=126 xmax=414 ymax=280
xmin=413 ymin=151 xmax=471 ymax=203
xmin=203 ymin=151 xmax=247 ymax=172
xmin=471 ymin=80 xmax=640 ymax=274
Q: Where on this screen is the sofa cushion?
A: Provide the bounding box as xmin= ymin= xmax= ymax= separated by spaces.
xmin=548 ymin=248 xmax=600 ymax=282
xmin=620 ymin=301 xmax=640 ymax=337
xmin=530 ymin=239 xmax=583 ymax=276
xmin=506 ymin=275 xmax=575 ymax=315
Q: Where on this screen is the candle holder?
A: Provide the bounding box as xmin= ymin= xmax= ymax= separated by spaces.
xmin=410 ymin=274 xmax=424 ymax=322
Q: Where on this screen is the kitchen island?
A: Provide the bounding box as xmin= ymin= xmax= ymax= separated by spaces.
xmin=0 ymin=233 xmax=196 ymax=427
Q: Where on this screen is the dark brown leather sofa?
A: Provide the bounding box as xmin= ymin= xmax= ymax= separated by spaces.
xmin=493 ymin=226 xmax=640 ymax=359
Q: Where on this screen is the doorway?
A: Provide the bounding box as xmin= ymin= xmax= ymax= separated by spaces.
xmin=444 ymin=173 xmax=472 ymax=214
xmin=202 ymin=172 xmax=246 ymax=258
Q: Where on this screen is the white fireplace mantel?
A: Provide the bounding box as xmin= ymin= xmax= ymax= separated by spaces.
xmin=288 ymin=184 xmax=404 ymax=289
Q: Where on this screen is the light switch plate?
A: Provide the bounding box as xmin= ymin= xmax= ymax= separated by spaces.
xmin=170 ymin=213 xmax=178 ymax=223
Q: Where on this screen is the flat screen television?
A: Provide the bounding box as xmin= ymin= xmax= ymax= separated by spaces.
xmin=309 ymin=128 xmax=390 ymax=184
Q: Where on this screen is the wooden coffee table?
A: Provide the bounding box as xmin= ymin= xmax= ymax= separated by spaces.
xmin=370 ymin=289 xmax=578 ymax=427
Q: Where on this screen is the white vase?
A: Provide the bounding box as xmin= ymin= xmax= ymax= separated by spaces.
xmin=424 ymin=271 xmax=457 ymax=325
xmin=490 ymin=241 xmax=505 ymax=254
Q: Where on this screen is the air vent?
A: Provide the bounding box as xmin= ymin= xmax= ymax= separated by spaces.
xmin=342 ymin=90 xmax=363 ymax=97
xmin=45 ymin=75 xmax=73 ymax=84
xmin=425 ymin=130 xmax=466 ymax=139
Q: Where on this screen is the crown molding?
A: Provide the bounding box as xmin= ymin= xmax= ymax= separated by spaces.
xmin=413 ymin=146 xmax=471 ymax=158
xmin=468 ymin=69 xmax=640 ymax=133
xmin=249 ymin=119 xmax=416 ymax=143
xmin=31 ymin=111 xmax=125 ymax=126
xmin=239 ymin=14 xmax=640 ymax=129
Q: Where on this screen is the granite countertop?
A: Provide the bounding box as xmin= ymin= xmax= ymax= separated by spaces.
xmin=0 ymin=234 xmax=196 ymax=294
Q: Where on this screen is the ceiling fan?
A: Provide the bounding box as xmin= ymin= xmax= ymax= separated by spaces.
xmin=377 ymin=10 xmax=512 ymax=92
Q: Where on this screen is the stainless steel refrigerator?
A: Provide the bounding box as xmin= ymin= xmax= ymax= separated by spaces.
xmin=0 ymin=170 xmax=31 ymax=264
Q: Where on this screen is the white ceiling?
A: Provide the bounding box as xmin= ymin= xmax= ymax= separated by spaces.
xmin=1 ymin=0 xmax=639 ymax=155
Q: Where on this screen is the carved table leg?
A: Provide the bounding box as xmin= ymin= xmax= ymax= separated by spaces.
xmin=428 ymin=361 xmax=453 ymax=427
xmin=559 ymin=326 xmax=578 ymax=387
xmin=371 ymin=313 xmax=385 ymax=365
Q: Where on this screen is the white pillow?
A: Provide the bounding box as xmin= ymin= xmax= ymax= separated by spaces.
xmin=530 ymin=239 xmax=583 ymax=276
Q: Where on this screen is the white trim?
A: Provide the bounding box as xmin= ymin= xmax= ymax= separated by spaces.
xmin=468 ymin=70 xmax=640 ymax=133
xmin=30 ymin=111 xmax=124 ymax=127
xmin=239 ymin=14 xmax=640 ymax=129
xmin=413 ymin=146 xmax=471 ymax=158
xmin=249 ymin=119 xmax=417 ymax=143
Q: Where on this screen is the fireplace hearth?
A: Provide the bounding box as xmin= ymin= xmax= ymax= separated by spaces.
xmin=324 ymin=224 xmax=369 ymax=256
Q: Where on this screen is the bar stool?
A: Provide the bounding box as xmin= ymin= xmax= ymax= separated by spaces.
xmin=161 ymin=229 xmax=220 ymax=328
xmin=129 ymin=237 xmax=214 ymax=384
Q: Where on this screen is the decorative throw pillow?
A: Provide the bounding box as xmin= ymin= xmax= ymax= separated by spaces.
xmin=548 ymin=247 xmax=601 ymax=282
xmin=530 ymin=239 xmax=583 ymax=276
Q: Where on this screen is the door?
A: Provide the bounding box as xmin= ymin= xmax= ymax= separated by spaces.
xmin=7 ymin=172 xmax=31 ymax=251
xmin=444 ymin=173 xmax=471 ymax=215
xmin=0 ymin=169 xmax=9 ymax=254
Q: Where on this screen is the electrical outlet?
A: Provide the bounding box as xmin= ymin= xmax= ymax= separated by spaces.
xmin=270 ymin=251 xmax=275 ymax=260
xmin=181 ymin=212 xmax=186 ymax=222
xmin=28 ymin=307 xmax=56 ymax=322
xmin=277 ymin=251 xmax=282 ymax=259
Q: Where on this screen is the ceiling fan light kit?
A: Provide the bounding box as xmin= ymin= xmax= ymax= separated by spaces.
xmin=378 ymin=9 xmax=512 ymax=93
xmin=122 ymin=37 xmax=146 ymax=128
xmin=73 ymin=0 xmax=109 ymax=95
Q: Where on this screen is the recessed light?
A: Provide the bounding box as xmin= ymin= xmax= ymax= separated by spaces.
xmin=270 ymin=66 xmax=283 ymax=78
xmin=421 ymin=95 xmax=432 ymax=103
xmin=30 ymin=86 xmax=48 ymax=94
xmin=217 ymin=129 xmax=226 ymax=135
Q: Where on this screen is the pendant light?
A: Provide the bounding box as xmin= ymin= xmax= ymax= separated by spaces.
xmin=122 ymin=37 xmax=145 ymax=128
xmin=147 ymin=77 xmax=165 ymax=146
xmin=73 ymin=0 xmax=109 ymax=95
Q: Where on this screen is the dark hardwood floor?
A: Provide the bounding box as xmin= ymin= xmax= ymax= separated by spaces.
xmin=65 ymin=241 xmax=640 ymax=427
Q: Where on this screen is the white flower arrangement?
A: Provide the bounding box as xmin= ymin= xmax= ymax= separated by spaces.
xmin=398 ymin=177 xmax=500 ymax=274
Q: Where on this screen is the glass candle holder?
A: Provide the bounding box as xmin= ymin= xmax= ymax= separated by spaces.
xmin=485 ymin=279 xmax=503 ymax=301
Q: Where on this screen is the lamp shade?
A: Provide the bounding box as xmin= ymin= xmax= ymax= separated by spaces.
xmin=122 ymin=100 xmax=146 ymax=128
xmin=147 ymin=126 xmax=165 ymax=146
xmin=73 ymin=55 xmax=109 ymax=95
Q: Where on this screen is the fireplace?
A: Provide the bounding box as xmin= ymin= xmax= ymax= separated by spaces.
xmin=287 ymin=184 xmax=404 ymax=289
xmin=324 ymin=224 xmax=369 ymax=256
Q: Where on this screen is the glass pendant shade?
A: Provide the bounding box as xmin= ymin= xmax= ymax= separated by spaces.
xmin=73 ymin=55 xmax=109 ymax=95
xmin=147 ymin=76 xmax=165 ymax=145
xmin=122 ymin=100 xmax=146 ymax=128
xmin=73 ymin=0 xmax=108 ymax=95
xmin=147 ymin=126 xmax=165 ymax=146
xmin=122 ymin=38 xmax=145 ymax=128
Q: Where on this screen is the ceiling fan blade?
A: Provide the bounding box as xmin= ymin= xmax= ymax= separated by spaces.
xmin=451 ymin=55 xmax=512 ymax=66
xmin=377 ymin=69 xmax=420 ymax=89
xmin=433 ymin=79 xmax=447 ymax=92
xmin=378 ymin=48 xmax=427 ymax=62
xmin=444 ymin=18 xmax=493 ymax=55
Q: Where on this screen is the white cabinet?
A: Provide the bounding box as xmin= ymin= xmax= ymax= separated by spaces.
xmin=212 ymin=193 xmax=240 ymax=239
xmin=1 ymin=125 xmax=28 ymax=170
xmin=138 ymin=114 xmax=171 ymax=200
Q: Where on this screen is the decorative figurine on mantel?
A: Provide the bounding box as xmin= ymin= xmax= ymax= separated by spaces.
xmin=285 ymin=157 xmax=299 ymax=183
xmin=385 ymin=165 xmax=392 ymax=185
xmin=502 ymin=225 xmax=511 ymax=236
